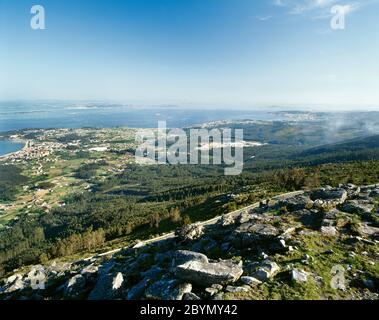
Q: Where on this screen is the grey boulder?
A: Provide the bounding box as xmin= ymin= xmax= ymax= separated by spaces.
xmin=291 ymin=269 xmax=308 ymax=283
xmin=64 ymin=274 xmax=86 ymax=297
xmin=175 ymin=223 xmax=204 ymax=242
xmin=145 ymin=280 xmax=192 ymax=300
xmin=175 ymin=260 xmax=243 ymax=286
xmin=88 ymin=272 xmax=124 ymax=300
xmin=251 ymin=260 xmax=280 ymax=282
xmin=172 ymin=250 xmax=209 ymax=268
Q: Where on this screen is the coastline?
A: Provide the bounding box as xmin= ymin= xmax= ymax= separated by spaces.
xmin=0 ymin=139 xmax=28 ymax=160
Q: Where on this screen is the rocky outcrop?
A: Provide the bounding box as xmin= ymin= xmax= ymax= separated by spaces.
xmin=291 ymin=269 xmax=308 ymax=283
xmin=280 ymin=194 xmax=314 ymax=211
xmin=2 ymin=274 xmax=25 ymax=293
xmin=320 ymin=226 xmax=338 ymax=237
xmin=250 ymin=260 xmax=280 ymax=282
xmin=219 ymin=214 xmax=235 ymax=227
xmin=357 ymin=223 xmax=379 ymax=238
xmin=175 ymin=260 xmax=243 ymax=286
xmin=232 ymin=222 xmax=279 ymax=248
xmin=171 ymin=250 xmax=209 ymax=268
xmin=183 ymin=292 xmax=201 ymax=300
xmin=1 ymin=183 xmax=378 ymax=301
xmin=311 ymin=187 xmax=348 ymax=203
xmin=340 ymin=200 xmax=374 ymax=214
xmin=311 ymin=187 xmax=348 ymax=209
xmin=175 ymin=223 xmax=203 ymax=242
xmin=240 ymin=276 xmax=262 ymax=287
xmin=369 ymin=188 xmax=379 ymax=198
xmin=127 ymin=277 xmax=153 ymax=300
xmin=64 ymin=275 xmax=86 ymax=298
xmin=88 ymin=263 xmax=123 ymax=300
xmin=145 ymin=280 xmax=192 ymax=300
xmin=339 ymin=183 xmax=361 ymax=197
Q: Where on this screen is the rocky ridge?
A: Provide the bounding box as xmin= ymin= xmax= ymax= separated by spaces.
xmin=1 ymin=184 xmax=378 ymax=300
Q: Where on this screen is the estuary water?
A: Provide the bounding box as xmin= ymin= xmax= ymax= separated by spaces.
xmin=0 ymin=101 xmax=280 ymax=132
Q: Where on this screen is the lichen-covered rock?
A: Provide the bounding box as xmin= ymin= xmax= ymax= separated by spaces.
xmin=2 ymin=274 xmax=25 ymax=293
xmin=357 ymin=223 xmax=379 ymax=238
xmin=145 ymin=280 xmax=192 ymax=300
xmin=175 ymin=260 xmax=243 ymax=286
xmin=369 ymin=188 xmax=379 ymax=198
xmin=240 ymin=276 xmax=262 ymax=287
xmin=81 ymin=264 xmax=99 ymax=276
xmin=49 ymin=261 xmax=72 ymax=273
xmin=340 ymin=183 xmax=361 ymax=197
xmin=310 ymin=188 xmax=348 ymax=206
xmin=235 ymin=212 xmax=251 ymax=224
xmin=233 ymin=223 xmax=279 ymax=248
xmin=205 ymin=287 xmax=219 ymax=296
xmin=64 ymin=274 xmax=86 ymax=297
xmin=225 ymin=285 xmax=250 ymax=293
xmin=1 ymin=184 xmax=378 ymax=301
xmin=251 ymin=261 xmax=280 ymax=282
xmin=171 ymin=250 xmax=209 ymax=269
xmin=340 ymin=200 xmax=374 ymax=214
xmin=220 ymin=214 xmax=235 ymax=227
xmin=140 ymin=265 xmax=164 ymax=280
xmin=291 ymin=269 xmax=308 ymax=283
xmin=112 ymin=272 xmax=124 ymax=290
xmin=26 ymin=265 xmax=46 ymax=290
xmin=321 ymin=226 xmax=338 ymax=237
xmin=183 ymin=292 xmax=201 ymax=300
xmin=127 ymin=277 xmax=153 ymax=300
xmin=175 ymin=223 xmax=204 ymax=242
xmin=280 ymin=195 xmax=314 ymax=211
xmin=88 ymin=270 xmax=124 ymax=300
xmin=80 ymin=264 xmax=99 ymax=282
xmin=311 ymin=187 xmax=347 ymax=201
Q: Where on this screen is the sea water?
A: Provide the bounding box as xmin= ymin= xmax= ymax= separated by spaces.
xmin=0 ymin=140 xmax=24 ymax=156
xmin=0 ymin=101 xmax=279 ymax=132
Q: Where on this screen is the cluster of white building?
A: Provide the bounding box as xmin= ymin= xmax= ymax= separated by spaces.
xmin=2 ymin=141 xmax=64 ymax=164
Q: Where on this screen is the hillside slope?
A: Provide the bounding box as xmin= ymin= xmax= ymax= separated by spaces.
xmin=300 ymin=134 xmax=379 ymax=156
xmin=288 ymin=134 xmax=379 ymax=166
xmin=1 ymin=184 xmax=378 ymax=300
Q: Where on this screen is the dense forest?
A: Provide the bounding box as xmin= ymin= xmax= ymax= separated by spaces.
xmin=0 ymin=165 xmax=27 ymax=202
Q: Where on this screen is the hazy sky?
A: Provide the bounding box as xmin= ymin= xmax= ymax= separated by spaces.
xmin=1 ymin=0 xmax=378 ymax=108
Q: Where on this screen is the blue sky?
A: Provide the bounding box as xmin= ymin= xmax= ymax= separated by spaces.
xmin=0 ymin=0 xmax=378 ymax=109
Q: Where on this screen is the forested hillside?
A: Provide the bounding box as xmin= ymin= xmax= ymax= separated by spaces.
xmin=1 ymin=128 xmax=379 ymax=276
